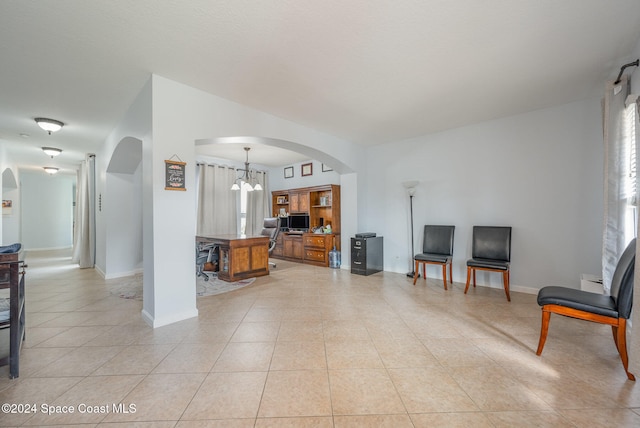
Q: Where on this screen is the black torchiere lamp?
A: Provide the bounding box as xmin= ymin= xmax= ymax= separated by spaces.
xmin=403 ymin=180 xmax=419 ymax=278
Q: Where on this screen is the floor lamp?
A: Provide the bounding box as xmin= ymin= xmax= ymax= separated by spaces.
xmin=403 ymin=180 xmax=419 ymax=278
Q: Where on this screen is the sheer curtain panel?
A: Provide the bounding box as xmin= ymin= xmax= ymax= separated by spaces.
xmin=72 ymin=154 xmax=96 ymax=268
xmin=602 ymin=77 xmax=635 ymax=292
xmin=196 ymin=164 xmax=238 ymax=236
xmin=245 ymin=170 xmax=270 ymax=235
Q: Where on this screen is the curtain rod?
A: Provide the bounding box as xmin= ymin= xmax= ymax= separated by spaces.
xmin=614 ymin=59 xmax=639 ymax=84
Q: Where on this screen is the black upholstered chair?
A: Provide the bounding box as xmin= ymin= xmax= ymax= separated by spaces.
xmin=413 ymin=225 xmax=455 ymax=289
xmin=261 ymin=217 xmax=281 ymax=268
xmin=536 ymin=238 xmax=636 ymax=380
xmin=464 ymin=226 xmax=512 ymax=301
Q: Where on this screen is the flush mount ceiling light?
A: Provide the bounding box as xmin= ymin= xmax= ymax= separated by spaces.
xmin=231 ymin=147 xmax=263 ymax=191
xmin=35 ymin=117 xmax=64 ymax=134
xmin=43 ymin=167 xmax=59 ymax=175
xmin=42 ymin=147 xmax=62 ymax=158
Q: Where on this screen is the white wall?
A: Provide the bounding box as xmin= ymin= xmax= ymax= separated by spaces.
xmin=20 ymin=171 xmax=75 ymax=250
xmin=365 ymin=98 xmax=604 ymax=292
xmin=269 ymin=160 xmax=341 ymax=192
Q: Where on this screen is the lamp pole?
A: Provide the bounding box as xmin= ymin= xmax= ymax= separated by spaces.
xmin=402 ymin=180 xmax=419 ymax=278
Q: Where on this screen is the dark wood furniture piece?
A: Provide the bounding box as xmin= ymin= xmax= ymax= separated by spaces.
xmin=196 ymin=235 xmax=269 ymax=282
xmin=536 ymin=238 xmax=636 ymax=380
xmin=271 ymin=184 xmax=340 ymax=266
xmin=351 ymin=236 xmax=383 ymax=276
xmin=413 ymin=225 xmax=455 ymax=289
xmin=0 ymin=252 xmax=26 ymax=379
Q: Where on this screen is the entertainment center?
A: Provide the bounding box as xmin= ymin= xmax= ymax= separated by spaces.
xmin=271 ymin=184 xmax=340 ymax=267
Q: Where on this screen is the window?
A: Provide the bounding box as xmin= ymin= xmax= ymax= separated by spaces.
xmin=624 ymin=101 xmax=638 ymax=241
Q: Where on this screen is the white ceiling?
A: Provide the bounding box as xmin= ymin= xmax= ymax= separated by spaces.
xmin=1 ymin=0 xmax=640 ymax=174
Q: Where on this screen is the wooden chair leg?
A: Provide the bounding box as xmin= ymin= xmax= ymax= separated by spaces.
xmin=614 ymin=319 xmax=635 ymax=381
xmin=503 ymin=270 xmax=510 ymax=302
xmin=464 ymin=267 xmax=472 ymax=294
xmin=413 ymin=260 xmax=419 ymax=285
xmin=449 ymin=262 xmax=453 ymax=286
xmin=442 ymin=264 xmax=447 ymax=290
xmin=536 ymin=309 xmax=551 ymax=355
xmin=472 ymin=269 xmax=476 ymax=287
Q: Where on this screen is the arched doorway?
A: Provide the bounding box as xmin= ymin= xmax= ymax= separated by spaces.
xmin=104 ymin=137 xmax=143 ymax=278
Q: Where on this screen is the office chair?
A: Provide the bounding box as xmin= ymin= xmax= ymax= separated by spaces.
xmin=465 ymin=226 xmax=512 ymax=301
xmin=413 ymin=225 xmax=455 ymax=289
xmin=261 ymin=217 xmax=281 ymax=268
xmin=196 ymin=242 xmax=217 ymax=281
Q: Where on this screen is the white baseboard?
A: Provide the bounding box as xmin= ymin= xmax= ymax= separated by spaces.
xmin=104 ymin=268 xmax=143 ymax=280
xmin=141 ymin=307 xmax=198 ymax=329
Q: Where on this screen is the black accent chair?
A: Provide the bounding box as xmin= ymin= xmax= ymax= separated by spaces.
xmin=413 ymin=225 xmax=455 ymax=289
xmin=465 ymin=226 xmax=512 ymax=301
xmin=536 ymin=238 xmax=636 ymax=380
xmin=261 ymin=217 xmax=281 ymax=268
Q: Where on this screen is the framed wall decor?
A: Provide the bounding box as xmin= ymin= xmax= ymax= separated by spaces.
xmin=284 ymin=166 xmax=294 ymax=179
xmin=301 ymin=162 xmax=313 ymax=176
xmin=165 ymin=159 xmax=186 ymax=191
xmin=322 ymin=163 xmax=333 ymax=172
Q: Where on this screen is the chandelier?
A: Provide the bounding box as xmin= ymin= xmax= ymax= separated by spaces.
xmin=231 ymin=147 xmax=263 ymax=191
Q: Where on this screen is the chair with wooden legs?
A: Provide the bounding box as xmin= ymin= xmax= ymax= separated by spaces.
xmin=413 ymin=225 xmax=455 ymax=289
xmin=535 ymin=238 xmax=636 ymax=380
xmin=464 ymin=226 xmax=512 ymax=301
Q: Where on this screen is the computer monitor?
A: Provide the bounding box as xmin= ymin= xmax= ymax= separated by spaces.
xmin=288 ymin=214 xmax=309 ymax=231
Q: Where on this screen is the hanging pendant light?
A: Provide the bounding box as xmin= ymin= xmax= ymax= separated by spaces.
xmin=231 ymin=147 xmax=263 ymax=191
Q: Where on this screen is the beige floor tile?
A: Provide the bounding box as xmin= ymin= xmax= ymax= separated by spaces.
xmin=212 ymin=342 xmax=275 ymax=371
xmin=411 ymin=412 xmax=494 ymax=427
xmin=182 ymin=371 xmax=267 ymax=419
xmin=231 ymin=321 xmax=281 ymax=342
xmin=334 ymin=414 xmax=414 ymax=427
xmin=258 ymin=370 xmax=332 ymax=417
xmin=23 ymin=375 xmax=144 ymax=425
xmin=152 ymin=342 xmax=225 ymax=373
xmin=485 ymin=410 xmax=574 ymax=427
xmin=102 ymin=373 xmax=205 ymax=422
xmin=449 ymin=366 xmax=553 ymax=411
xmin=35 ymin=326 xmax=113 ymax=347
xmin=325 ymin=340 xmax=384 ymax=369
xmin=32 ymin=345 xmax=123 ymax=377
xmin=177 ymin=420 xmax=255 ymax=428
xmin=559 ymin=408 xmax=640 ymax=428
xmin=93 ymin=344 xmax=176 ymax=375
xmin=277 ymin=320 xmax=324 ymax=342
xmin=270 ymin=341 xmax=327 ymax=370
xmin=329 ymin=368 xmax=405 ymax=415
xmin=389 ymin=367 xmax=479 ymax=412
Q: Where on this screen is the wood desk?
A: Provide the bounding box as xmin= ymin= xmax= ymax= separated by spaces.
xmin=196 ymin=235 xmax=269 ymax=282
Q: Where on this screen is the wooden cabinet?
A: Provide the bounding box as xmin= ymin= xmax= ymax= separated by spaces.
xmin=272 ymin=184 xmax=340 ymax=267
xmin=303 ymin=233 xmax=336 ymax=266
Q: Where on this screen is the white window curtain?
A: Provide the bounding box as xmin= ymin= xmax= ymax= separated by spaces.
xmin=602 ymin=77 xmax=636 ymax=292
xmin=72 ymin=154 xmax=96 ymax=268
xmin=245 ymin=170 xmax=270 ymax=235
xmin=196 ymin=163 xmax=238 ymax=236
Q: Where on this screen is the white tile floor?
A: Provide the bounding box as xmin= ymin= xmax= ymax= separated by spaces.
xmin=1 ymin=249 xmax=640 ymax=427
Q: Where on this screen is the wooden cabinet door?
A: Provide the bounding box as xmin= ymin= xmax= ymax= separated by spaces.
xmin=284 ymin=236 xmax=303 ymax=260
xmin=290 ymin=193 xmax=300 ymax=212
xmin=298 ymin=192 xmax=309 ymax=212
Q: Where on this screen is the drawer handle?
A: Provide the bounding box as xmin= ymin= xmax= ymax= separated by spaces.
xmin=354 ymin=261 xmax=362 ymax=265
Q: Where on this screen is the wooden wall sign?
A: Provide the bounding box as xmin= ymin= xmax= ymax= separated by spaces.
xmin=165 ymin=160 xmax=186 ymax=191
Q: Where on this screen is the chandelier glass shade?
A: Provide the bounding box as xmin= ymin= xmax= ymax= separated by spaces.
xmin=231 ymin=147 xmax=263 ymax=191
